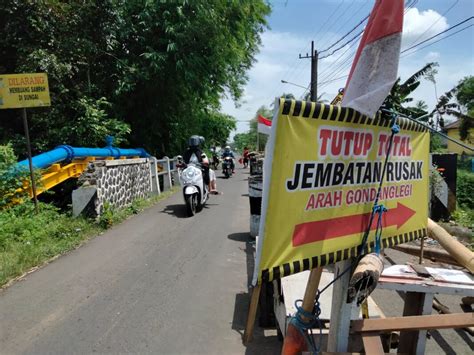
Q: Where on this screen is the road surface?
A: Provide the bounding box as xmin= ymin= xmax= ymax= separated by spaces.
xmin=2 ymin=168 xmax=472 ymax=354
xmin=0 ymin=168 xmax=279 ymax=354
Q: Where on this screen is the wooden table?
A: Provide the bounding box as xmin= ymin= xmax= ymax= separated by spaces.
xmin=377 ymin=265 xmax=474 ymax=354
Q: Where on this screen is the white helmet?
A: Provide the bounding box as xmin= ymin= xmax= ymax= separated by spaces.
xmin=225 ymin=145 xmax=231 ymax=150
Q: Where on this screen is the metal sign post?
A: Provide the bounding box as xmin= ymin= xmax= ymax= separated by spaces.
xmin=21 ymin=108 xmax=39 ymax=212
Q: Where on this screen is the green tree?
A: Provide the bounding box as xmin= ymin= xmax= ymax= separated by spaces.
xmin=112 ymin=0 xmax=270 ymax=155
xmin=434 ymin=76 xmax=474 ymax=141
xmin=0 ymin=1 xmax=270 ymax=158
xmin=233 ymin=132 xmax=255 ymax=152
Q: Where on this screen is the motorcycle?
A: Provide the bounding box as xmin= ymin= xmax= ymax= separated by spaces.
xmin=180 ymin=163 xmax=209 ymax=217
xmin=222 ymin=157 xmax=233 ymax=178
xmin=211 ymin=153 xmax=220 ymax=170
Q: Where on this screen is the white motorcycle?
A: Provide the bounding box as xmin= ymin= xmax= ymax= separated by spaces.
xmin=180 ymin=163 xmax=209 ymax=217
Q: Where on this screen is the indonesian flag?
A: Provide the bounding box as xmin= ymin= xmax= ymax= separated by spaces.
xmin=258 ymin=114 xmax=272 ymax=135
xmin=341 ymin=0 xmax=404 ymax=118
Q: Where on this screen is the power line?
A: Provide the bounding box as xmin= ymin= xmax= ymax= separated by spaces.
xmin=405 ymin=0 xmax=459 ymax=48
xmin=316 ymin=0 xmax=369 ymax=52
xmin=401 ymin=16 xmax=473 ymax=53
xmin=319 ymin=30 xmax=363 ymax=59
xmin=290 ymin=0 xmax=421 ymax=101
xmin=277 ymin=0 xmax=417 ymax=102
xmin=289 ymin=0 xmax=369 ymax=92
xmin=317 ymin=42 xmax=358 ymax=90
xmin=318 ymin=0 xmax=418 ymax=78
xmin=401 ymin=24 xmax=474 ymax=58
xmin=269 ymin=0 xmax=348 ymax=101
xmin=319 ymin=14 xmax=369 ymax=54
xmin=320 ymin=75 xmax=348 ymax=85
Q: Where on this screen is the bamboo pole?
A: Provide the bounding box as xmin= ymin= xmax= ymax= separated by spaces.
xmin=301 ymin=267 xmax=324 ymax=314
xmin=427 ymin=218 xmax=474 ymax=273
xmin=347 ymin=253 xmax=384 ymax=305
xmin=243 ymin=283 xmax=261 ymax=344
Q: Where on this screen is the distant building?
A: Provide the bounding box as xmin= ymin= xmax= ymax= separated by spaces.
xmin=443 ymin=120 xmax=473 ymax=155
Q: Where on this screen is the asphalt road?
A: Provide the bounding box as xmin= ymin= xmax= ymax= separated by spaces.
xmin=2 ymin=167 xmax=471 ymax=354
xmin=0 ymin=168 xmax=278 ymax=354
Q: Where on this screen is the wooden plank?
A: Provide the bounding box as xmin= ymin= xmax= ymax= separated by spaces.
xmin=398 ymin=292 xmax=428 ymax=354
xmin=362 ymin=333 xmax=384 ymax=355
xmin=327 ymin=259 xmax=355 ymax=352
xmin=243 ymin=283 xmax=261 ymax=344
xmin=399 ymin=292 xmax=434 ymax=355
xmin=433 ymin=298 xmax=474 ymax=336
xmin=393 ymin=244 xmax=460 ymax=266
xmin=351 ymin=312 xmax=474 ymax=333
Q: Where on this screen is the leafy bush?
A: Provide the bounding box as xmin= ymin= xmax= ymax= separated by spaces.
xmin=458 ymin=156 xmax=473 ymax=172
xmin=0 ymin=144 xmax=33 ymax=209
xmin=451 ymin=208 xmax=474 ymax=231
xmin=0 ymin=188 xmax=178 ymax=286
xmin=457 ymin=170 xmax=474 ymax=209
xmin=0 ymin=202 xmax=100 ymax=285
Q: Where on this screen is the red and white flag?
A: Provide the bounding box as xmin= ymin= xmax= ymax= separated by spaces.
xmin=257 ymin=114 xmax=272 ymax=135
xmin=342 ymin=0 xmax=404 ymax=118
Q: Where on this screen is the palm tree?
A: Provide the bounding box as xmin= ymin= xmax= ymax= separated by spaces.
xmin=383 ymin=62 xmax=439 ymax=119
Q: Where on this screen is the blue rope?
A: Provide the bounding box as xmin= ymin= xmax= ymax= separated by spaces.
xmin=291 ymin=299 xmax=323 ymax=354
xmin=356 ymin=112 xmax=399 ymax=260
xmin=373 ymin=204 xmax=387 ymax=255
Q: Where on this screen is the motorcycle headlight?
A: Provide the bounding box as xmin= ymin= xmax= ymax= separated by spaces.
xmin=184 ymin=168 xmax=196 ymax=180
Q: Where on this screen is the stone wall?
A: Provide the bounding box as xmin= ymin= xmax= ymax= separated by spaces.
xmin=74 ymin=158 xmax=152 ymax=216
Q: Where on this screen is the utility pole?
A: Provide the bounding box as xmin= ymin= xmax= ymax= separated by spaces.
xmin=299 ymin=40 xmax=318 ymax=102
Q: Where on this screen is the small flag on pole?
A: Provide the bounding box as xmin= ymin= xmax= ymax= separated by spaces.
xmin=257 ymin=114 xmax=272 ymax=135
xmin=341 ymin=0 xmax=404 ymax=118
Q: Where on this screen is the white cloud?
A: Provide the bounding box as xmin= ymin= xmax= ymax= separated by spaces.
xmin=402 ymin=8 xmax=449 ymax=48
xmin=221 ymin=31 xmax=313 ymax=134
xmin=424 ymin=51 xmax=441 ymax=61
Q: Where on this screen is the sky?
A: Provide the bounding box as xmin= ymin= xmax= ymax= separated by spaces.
xmin=221 ymin=0 xmax=474 ymax=136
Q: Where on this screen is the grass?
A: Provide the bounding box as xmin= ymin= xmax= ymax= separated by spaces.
xmin=451 ymin=207 xmax=474 ymax=233
xmin=0 ymin=189 xmax=177 ymax=287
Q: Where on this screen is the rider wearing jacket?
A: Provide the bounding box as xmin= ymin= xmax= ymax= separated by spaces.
xmin=221 ymin=146 xmax=235 ymax=173
xmin=183 ymin=135 xmax=210 ymax=186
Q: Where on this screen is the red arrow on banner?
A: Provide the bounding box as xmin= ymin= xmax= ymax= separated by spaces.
xmin=292 ymin=202 xmax=416 ymax=247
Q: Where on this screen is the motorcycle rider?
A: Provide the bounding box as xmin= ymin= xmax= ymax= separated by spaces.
xmin=221 ymin=145 xmax=235 ymax=173
xmin=201 ymin=153 xmax=219 ymax=194
xmin=242 ymin=146 xmax=250 ymax=168
xmin=183 ymin=135 xmax=209 ymax=183
xmin=210 ymin=147 xmax=219 ymax=169
xmin=183 ymin=135 xmax=218 ymax=194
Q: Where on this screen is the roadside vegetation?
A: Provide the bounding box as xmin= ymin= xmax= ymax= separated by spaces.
xmin=0 ymin=143 xmax=178 ymax=287
xmin=453 ymin=166 xmax=474 ymax=232
xmin=0 ymin=190 xmax=177 ymax=287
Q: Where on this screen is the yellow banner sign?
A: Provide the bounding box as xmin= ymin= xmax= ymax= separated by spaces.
xmin=254 ymin=99 xmax=429 ymax=283
xmin=0 ymin=73 xmax=51 ymax=109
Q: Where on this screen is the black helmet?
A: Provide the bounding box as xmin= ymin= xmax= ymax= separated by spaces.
xmin=188 ymin=135 xmax=201 ymax=147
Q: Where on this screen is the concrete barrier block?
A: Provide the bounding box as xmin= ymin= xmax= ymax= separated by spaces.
xmin=72 ymin=186 xmax=98 ymax=217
